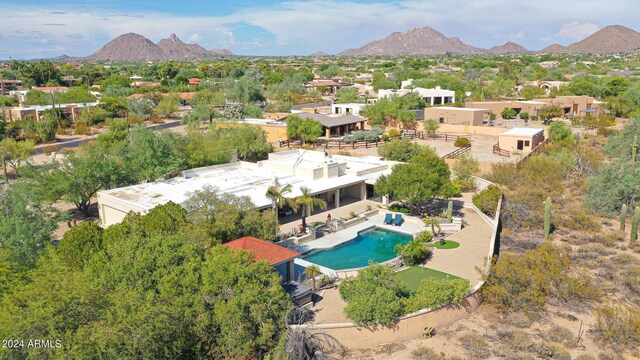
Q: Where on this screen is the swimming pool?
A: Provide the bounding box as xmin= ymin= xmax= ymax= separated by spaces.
xmin=303 ymin=227 xmax=413 ymax=270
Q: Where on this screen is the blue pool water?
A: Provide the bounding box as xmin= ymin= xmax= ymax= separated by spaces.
xmin=303 ymin=227 xmax=413 ymax=270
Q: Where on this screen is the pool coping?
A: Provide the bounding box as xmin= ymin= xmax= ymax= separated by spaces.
xmin=300 ymin=225 xmax=415 ymax=273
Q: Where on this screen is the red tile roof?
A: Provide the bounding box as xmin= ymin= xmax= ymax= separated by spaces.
xmin=188 ymin=78 xmax=201 ymax=85
xmin=223 ymin=236 xmax=301 ymax=265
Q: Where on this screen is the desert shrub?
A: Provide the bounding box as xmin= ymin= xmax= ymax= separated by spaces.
xmin=584 ymin=162 xmax=640 ymax=217
xmin=472 ymin=185 xmax=501 ymax=218
xmin=74 ymin=123 xmax=91 ymax=135
xmin=339 ymin=264 xmax=408 ymax=326
xmin=458 ymin=332 xmax=491 ymax=359
xmin=504 ymin=312 xmax=533 ymax=328
xmin=415 ymin=231 xmax=433 ymax=243
xmin=556 ymin=205 xmax=601 ymax=232
xmin=389 ymin=204 xmax=410 ymax=214
xmin=520 ymin=112 xmax=529 ymax=120
xmin=381 ymin=134 xmax=390 ymax=142
xmin=574 ymin=355 xmax=596 ymax=360
xmin=501 ymin=107 xmax=517 ymax=119
xmin=395 ymin=238 xmax=432 ymax=266
xmin=594 ymin=305 xmax=640 ymax=350
xmin=453 ymin=137 xmax=471 ymax=147
xmin=377 ymin=138 xmax=423 ymax=162
xmin=549 ymin=121 xmax=575 ymax=143
xmin=388 ymin=129 xmax=400 ymax=138
xmin=487 ymin=162 xmax=517 ymax=188
xmin=546 ymin=325 xmax=577 ymax=348
xmin=411 ymin=346 xmax=445 ymax=360
xmin=407 ymin=278 xmax=470 ymax=312
xmin=483 ymin=242 xmax=601 ymax=316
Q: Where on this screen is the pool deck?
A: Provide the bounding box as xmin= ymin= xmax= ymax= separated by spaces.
xmin=302 ymin=192 xmax=496 ymax=325
xmin=289 ymin=213 xmax=424 ymax=254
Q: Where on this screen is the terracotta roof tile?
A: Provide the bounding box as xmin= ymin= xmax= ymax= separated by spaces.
xmin=223 ymin=236 xmax=301 ymax=265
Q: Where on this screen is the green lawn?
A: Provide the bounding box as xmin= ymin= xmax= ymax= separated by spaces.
xmin=425 ymin=240 xmax=460 ymax=249
xmin=397 ymin=266 xmax=462 ymax=292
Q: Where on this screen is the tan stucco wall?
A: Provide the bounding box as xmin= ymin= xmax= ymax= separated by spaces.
xmin=303 ymin=293 xmax=483 ymax=349
xmin=217 ymin=122 xmax=288 ymax=143
xmin=424 ymin=108 xmax=485 ymax=126
xmin=498 ymin=132 xmax=545 ymax=154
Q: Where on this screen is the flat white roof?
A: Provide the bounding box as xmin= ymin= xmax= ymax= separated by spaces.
xmin=427 ymin=106 xmax=490 ymax=112
xmin=517 ymin=100 xmax=547 ymax=105
xmin=98 ymin=150 xmax=395 ymax=212
xmin=500 ymin=128 xmax=544 ymax=137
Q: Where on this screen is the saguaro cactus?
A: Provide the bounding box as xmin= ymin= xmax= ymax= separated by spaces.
xmin=447 ymin=200 xmax=453 ymax=223
xmin=544 ymin=197 xmax=552 ymax=239
xmin=621 ymin=204 xmax=628 ymax=231
xmin=631 ymin=206 xmax=640 ymax=243
xmin=633 ymin=135 xmax=638 ymax=163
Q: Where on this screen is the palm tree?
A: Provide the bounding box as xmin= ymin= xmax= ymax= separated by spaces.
xmin=265 ymin=179 xmax=295 ymax=237
xmin=293 ymin=186 xmax=328 ymax=229
xmin=304 ymin=265 xmax=321 ymax=292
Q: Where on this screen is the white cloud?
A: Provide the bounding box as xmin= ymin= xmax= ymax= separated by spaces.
xmin=509 ymin=31 xmax=525 ymax=40
xmin=558 ymin=21 xmax=599 ymax=40
xmin=187 ymin=33 xmax=202 ymax=43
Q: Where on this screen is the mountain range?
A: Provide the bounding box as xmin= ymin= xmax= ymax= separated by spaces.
xmin=85 ymin=33 xmax=233 ymax=61
xmin=539 ymin=25 xmax=640 ymax=54
xmin=337 ymin=25 xmax=640 ymax=56
xmin=67 ymin=24 xmax=640 ymax=61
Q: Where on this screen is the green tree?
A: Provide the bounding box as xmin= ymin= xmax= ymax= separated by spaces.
xmin=120 ymin=127 xmax=186 ymax=182
xmin=0 ymin=138 xmax=35 ymax=181
xmin=548 ymin=121 xmax=575 ymax=143
xmin=157 ymin=61 xmax=180 ymax=79
xmin=58 ymin=221 xmax=103 ymax=269
xmin=335 ymin=87 xmax=361 ymax=103
xmin=521 ymin=85 xmax=545 ymax=100
xmin=21 ymin=60 xmax=61 ymax=86
xmin=377 ymin=138 xmax=424 ymax=162
xmin=304 ymin=264 xmax=321 ymax=291
xmin=472 ymin=185 xmax=501 ymax=217
xmin=57 ymin=87 xmax=96 ymax=104
xmin=540 ymin=105 xmax=564 ymax=121
xmin=185 ymin=90 xmax=226 ymax=124
xmin=424 ymin=118 xmax=439 ymax=137
xmin=371 ymin=70 xmax=398 ymax=90
xmin=230 ymin=77 xmax=265 ymax=104
xmin=77 ymin=106 xmax=110 ymax=126
xmin=339 ymin=264 xmax=408 ymax=325
xmin=286 ymin=115 xmax=323 ymax=144
xmin=127 ymin=97 xmax=154 ymax=119
xmin=265 ymin=179 xmax=296 ymax=238
xmin=0 ymin=181 xmax=62 ymax=266
xmin=33 ymin=143 xmax=130 ymax=215
xmin=154 ymin=95 xmax=179 ymax=118
xmin=375 ymin=147 xmax=455 ymax=212
xmin=293 ymin=186 xmax=327 ymax=229
xmin=501 ymin=107 xmax=517 ymax=119
xmin=180 ymin=129 xmax=233 ymax=168
xmin=200 ymin=245 xmax=291 ymax=357
xmin=212 ymin=124 xmax=272 ymax=161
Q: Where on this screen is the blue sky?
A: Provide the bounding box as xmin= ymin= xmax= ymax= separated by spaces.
xmin=1 ymin=0 xmax=639 ymax=59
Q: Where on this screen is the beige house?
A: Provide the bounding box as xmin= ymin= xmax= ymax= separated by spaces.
xmin=498 ymin=128 xmax=545 ymax=154
xmin=424 ymin=106 xmax=490 ymax=126
xmin=465 ymin=95 xmax=605 ymax=118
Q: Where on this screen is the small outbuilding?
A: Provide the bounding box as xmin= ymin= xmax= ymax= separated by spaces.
xmin=424 ymin=106 xmax=490 ymax=126
xmin=498 ymin=128 xmax=545 ymax=154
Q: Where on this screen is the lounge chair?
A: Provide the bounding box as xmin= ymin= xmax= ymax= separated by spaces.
xmin=393 ymin=214 xmax=404 ymax=226
xmin=383 ymin=213 xmax=393 ymax=225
